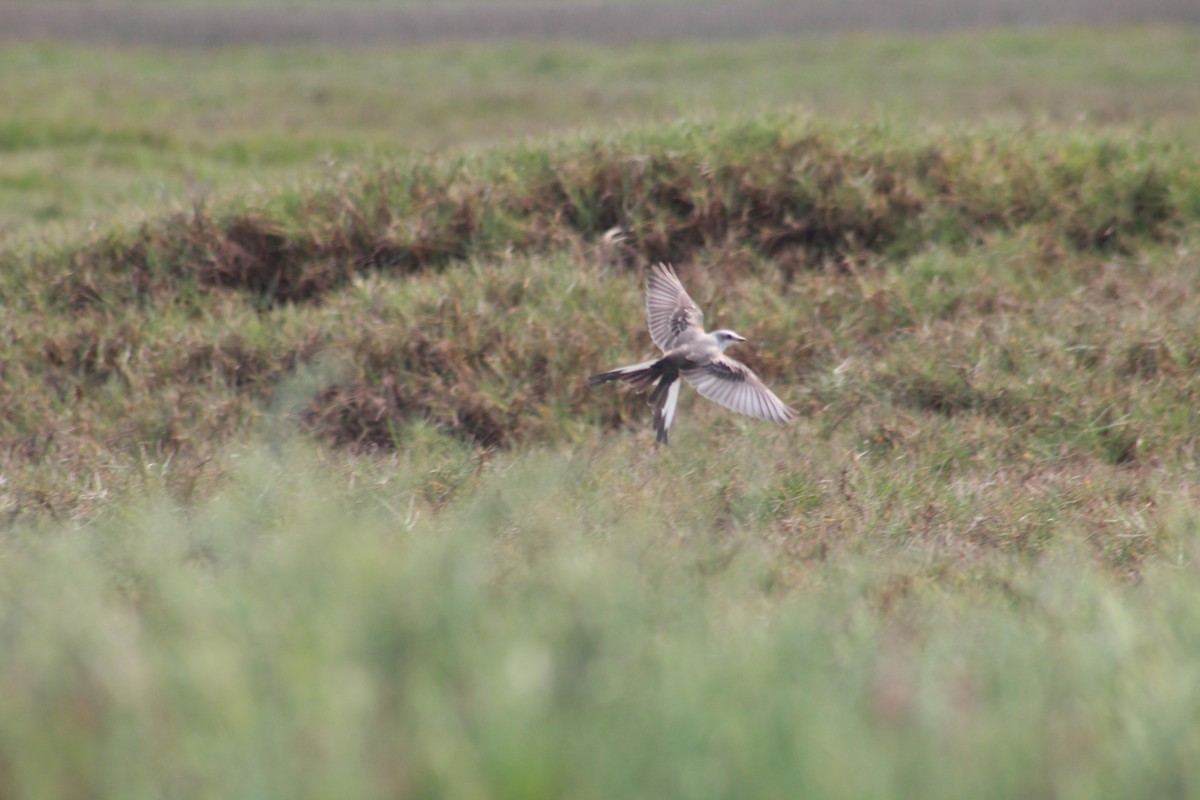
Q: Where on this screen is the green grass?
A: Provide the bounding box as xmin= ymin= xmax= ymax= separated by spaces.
xmin=6 ymin=23 xmax=1200 ymax=798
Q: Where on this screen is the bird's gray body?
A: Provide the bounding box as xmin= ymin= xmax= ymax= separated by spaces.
xmin=589 ymin=263 xmax=796 ymax=444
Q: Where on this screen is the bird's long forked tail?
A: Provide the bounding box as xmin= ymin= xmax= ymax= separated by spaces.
xmin=587 ymin=359 xmax=661 ymax=391
xmin=588 ymin=358 xmax=681 ymax=445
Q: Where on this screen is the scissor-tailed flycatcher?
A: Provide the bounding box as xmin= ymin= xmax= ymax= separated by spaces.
xmin=589 ymin=263 xmax=796 ymax=444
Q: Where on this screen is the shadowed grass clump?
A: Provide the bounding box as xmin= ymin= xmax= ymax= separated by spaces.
xmin=305 ymin=375 xmax=511 ymax=451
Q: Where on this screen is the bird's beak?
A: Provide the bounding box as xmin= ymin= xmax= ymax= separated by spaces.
xmin=734 ymin=334 xmax=747 ymax=342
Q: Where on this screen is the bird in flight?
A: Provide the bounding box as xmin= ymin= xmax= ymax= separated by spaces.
xmin=589 ymin=263 xmax=796 ymax=445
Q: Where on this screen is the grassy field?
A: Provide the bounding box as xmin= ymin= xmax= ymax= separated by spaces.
xmin=5 ymin=23 xmax=1200 ymax=799
xmin=4 ymin=27 xmax=1199 ymax=242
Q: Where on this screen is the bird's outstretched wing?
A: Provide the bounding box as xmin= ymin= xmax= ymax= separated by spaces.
xmin=682 ymin=356 xmax=796 ymax=425
xmin=645 ymin=263 xmax=704 ymax=352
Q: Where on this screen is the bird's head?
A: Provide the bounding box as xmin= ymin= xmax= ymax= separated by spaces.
xmin=713 ymin=330 xmax=747 ymax=351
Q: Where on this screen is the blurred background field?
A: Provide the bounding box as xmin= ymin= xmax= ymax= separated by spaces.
xmin=4 ymin=4 xmax=1200 ymax=798
xmin=3 ymin=0 xmax=1198 ymax=41
xmin=3 ymin=18 xmax=1200 ymax=241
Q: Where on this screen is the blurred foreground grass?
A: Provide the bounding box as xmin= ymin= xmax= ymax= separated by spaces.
xmin=4 ymin=441 xmax=1200 ymax=798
